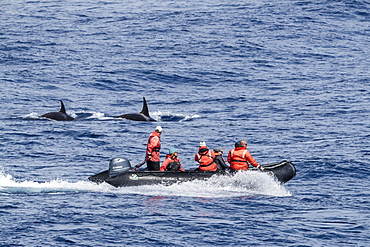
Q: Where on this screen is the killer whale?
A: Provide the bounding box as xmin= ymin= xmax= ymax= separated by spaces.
xmin=115 ymin=97 xmax=156 ymax=122
xmin=40 ymin=101 xmax=74 ymax=121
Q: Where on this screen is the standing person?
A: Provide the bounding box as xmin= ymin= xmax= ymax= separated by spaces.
xmin=227 ymin=141 xmax=263 ymax=171
xmin=194 ymin=141 xmax=218 ymax=171
xmin=136 ymin=126 xmax=162 ymax=170
xmin=213 ymin=147 xmax=229 ymax=171
xmin=160 ymin=147 xmax=185 ymax=172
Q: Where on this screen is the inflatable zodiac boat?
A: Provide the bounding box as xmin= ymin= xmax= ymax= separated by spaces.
xmin=88 ymin=158 xmax=296 ymax=187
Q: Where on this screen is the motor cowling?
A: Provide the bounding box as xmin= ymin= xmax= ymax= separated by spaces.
xmin=108 ymin=158 xmax=132 ymax=177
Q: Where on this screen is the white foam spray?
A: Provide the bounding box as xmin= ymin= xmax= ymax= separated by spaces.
xmin=151 ymin=110 xmax=201 ymax=122
xmin=0 ymin=169 xmax=291 ymax=197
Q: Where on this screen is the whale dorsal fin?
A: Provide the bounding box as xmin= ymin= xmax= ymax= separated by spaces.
xmin=59 ymin=101 xmax=67 ymax=114
xmin=140 ymin=97 xmax=150 ymax=117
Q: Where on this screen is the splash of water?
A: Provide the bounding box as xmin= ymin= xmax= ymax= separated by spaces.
xmin=116 ymin=171 xmax=292 ymax=198
xmin=151 ymin=110 xmax=201 ymax=122
xmin=0 ymin=169 xmax=291 ymax=197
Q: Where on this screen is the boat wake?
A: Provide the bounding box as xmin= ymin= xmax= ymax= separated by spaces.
xmin=0 ymin=171 xmax=111 ymax=194
xmin=0 ymin=169 xmax=291 ymax=197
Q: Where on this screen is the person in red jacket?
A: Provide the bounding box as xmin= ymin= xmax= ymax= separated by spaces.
xmin=227 ymin=140 xmax=263 ymax=171
xmin=194 ymin=141 xmax=218 ymax=171
xmin=136 ymin=126 xmax=162 ymax=170
xmin=160 ymin=147 xmax=185 ymax=172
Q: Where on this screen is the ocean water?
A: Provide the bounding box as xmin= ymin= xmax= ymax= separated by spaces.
xmin=1 ymin=0 xmax=369 ymax=246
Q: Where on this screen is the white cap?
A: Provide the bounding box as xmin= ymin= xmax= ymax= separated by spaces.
xmin=155 ymin=126 xmax=162 ymax=132
xmin=199 ymin=141 xmax=206 ymax=147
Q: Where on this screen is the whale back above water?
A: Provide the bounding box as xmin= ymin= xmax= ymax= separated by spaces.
xmin=115 ymin=97 xmax=156 ymax=122
xmin=40 ymin=101 xmax=75 ymax=121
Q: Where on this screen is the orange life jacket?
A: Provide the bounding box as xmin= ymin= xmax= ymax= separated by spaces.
xmin=195 ymin=147 xmax=217 ymax=171
xmin=160 ymin=155 xmax=185 ymax=171
xmin=146 ymin=131 xmax=161 ymax=162
xmin=227 ymin=147 xmax=259 ymax=170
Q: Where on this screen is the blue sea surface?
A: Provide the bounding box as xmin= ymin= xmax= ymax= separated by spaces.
xmin=1 ymin=0 xmax=370 ymax=246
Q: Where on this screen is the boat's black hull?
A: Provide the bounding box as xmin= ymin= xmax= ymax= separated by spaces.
xmin=88 ymin=160 xmax=296 ymax=187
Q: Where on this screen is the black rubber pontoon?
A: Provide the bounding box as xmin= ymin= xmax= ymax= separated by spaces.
xmin=88 ymin=158 xmax=296 ymax=187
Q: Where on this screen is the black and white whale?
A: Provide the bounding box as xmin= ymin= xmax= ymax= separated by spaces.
xmin=40 ymin=101 xmax=74 ymax=121
xmin=115 ymin=97 xmax=156 ymax=122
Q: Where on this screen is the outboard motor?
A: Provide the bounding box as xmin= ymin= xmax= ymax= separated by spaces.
xmin=108 ymin=158 xmax=132 ymax=177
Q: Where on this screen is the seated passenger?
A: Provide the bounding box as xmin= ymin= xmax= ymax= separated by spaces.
xmin=227 ymin=140 xmax=263 ymax=171
xmin=160 ymin=147 xmax=185 ymax=172
xmin=213 ymin=147 xmax=229 ymax=171
xmin=194 ymin=141 xmax=217 ymax=171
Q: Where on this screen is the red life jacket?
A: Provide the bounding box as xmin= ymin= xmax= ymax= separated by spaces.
xmin=160 ymin=155 xmax=185 ymax=171
xmin=146 ymin=131 xmax=161 ymax=162
xmin=227 ymin=147 xmax=259 ymax=170
xmin=195 ymin=147 xmax=217 ymax=171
